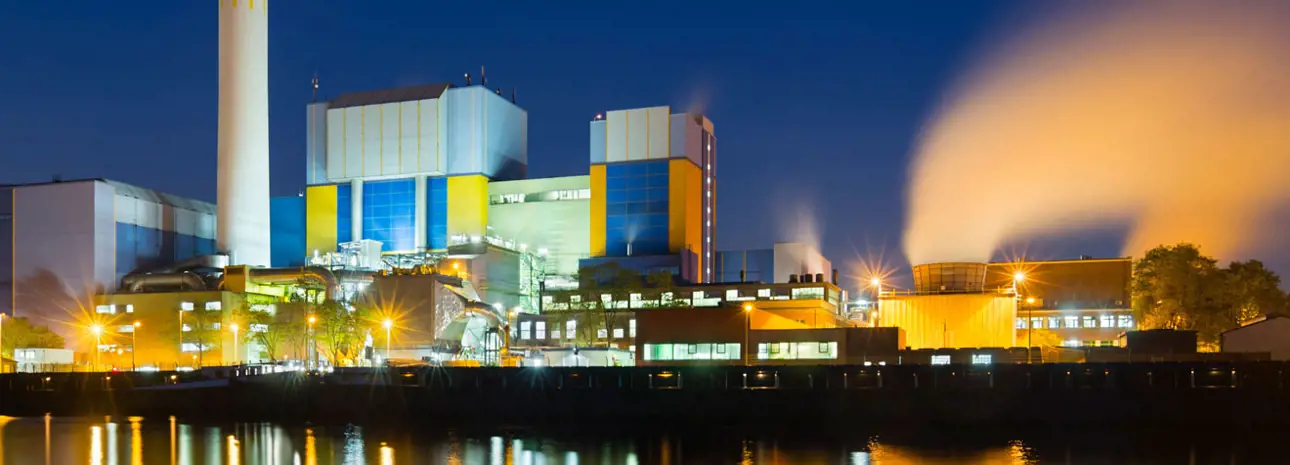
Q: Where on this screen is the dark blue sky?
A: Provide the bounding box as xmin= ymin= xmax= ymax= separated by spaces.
xmin=4 ymin=1 xmax=1117 ymax=288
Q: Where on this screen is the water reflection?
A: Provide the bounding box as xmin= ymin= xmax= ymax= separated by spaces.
xmin=0 ymin=417 xmax=1280 ymax=463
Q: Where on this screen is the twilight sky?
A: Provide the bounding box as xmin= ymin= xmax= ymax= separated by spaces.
xmin=2 ymin=1 xmax=1135 ymax=289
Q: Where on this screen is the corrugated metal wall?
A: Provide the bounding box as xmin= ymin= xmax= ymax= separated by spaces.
xmin=881 ymin=294 xmax=1018 ymax=349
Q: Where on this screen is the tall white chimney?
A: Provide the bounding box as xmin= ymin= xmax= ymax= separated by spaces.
xmin=217 ymin=0 xmax=270 ymax=267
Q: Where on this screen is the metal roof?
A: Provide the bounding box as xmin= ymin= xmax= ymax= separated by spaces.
xmin=0 ymin=178 xmax=215 ymax=214
xmin=328 ymin=82 xmax=453 ymax=109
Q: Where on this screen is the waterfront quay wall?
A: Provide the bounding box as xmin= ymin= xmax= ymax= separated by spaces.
xmin=1 ymin=362 xmax=1288 ymax=429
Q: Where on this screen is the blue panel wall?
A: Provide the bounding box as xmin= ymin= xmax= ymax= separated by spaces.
xmin=604 ymin=161 xmax=669 ymax=256
xmin=427 ymin=177 xmax=448 ymax=250
xmin=115 ymin=223 xmax=215 ymax=285
xmin=336 ymin=183 xmax=353 ymax=244
xmin=362 ymin=178 xmax=416 ymax=252
xmin=270 ymin=196 xmax=306 ymax=267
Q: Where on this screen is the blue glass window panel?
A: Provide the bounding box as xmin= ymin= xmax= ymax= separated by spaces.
xmin=427 ymin=177 xmax=448 ymax=250
xmin=363 ymin=178 xmax=415 ymax=251
xmin=337 ymin=184 xmax=353 ymax=244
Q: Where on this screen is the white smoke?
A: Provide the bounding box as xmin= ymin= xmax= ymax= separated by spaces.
xmin=904 ymin=1 xmax=1290 ymax=266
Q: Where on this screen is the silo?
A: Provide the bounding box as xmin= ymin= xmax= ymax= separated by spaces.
xmin=217 ymin=0 xmax=271 ymax=266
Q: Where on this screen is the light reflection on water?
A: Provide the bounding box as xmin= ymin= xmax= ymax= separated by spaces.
xmin=0 ymin=416 xmax=1271 ymax=464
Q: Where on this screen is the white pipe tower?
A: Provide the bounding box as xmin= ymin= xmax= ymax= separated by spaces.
xmin=217 ymin=0 xmax=271 ymax=266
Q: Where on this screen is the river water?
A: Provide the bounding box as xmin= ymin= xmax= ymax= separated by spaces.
xmin=0 ymin=416 xmax=1277 ymax=464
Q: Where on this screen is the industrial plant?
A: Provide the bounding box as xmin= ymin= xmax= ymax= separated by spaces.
xmin=0 ymin=1 xmax=1164 ymax=373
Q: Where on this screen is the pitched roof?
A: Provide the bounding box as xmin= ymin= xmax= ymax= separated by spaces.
xmin=328 ymin=83 xmax=453 ymax=109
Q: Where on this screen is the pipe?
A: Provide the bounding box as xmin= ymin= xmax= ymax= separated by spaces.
xmin=247 ymin=266 xmax=340 ymax=301
xmin=122 ymin=272 xmax=207 ymax=293
xmin=150 ymin=254 xmax=230 ymax=274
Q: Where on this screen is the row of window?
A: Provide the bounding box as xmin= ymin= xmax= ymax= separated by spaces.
xmin=518 ymin=320 xmax=638 ymax=341
xmin=931 ymin=354 xmax=994 ymax=365
xmin=541 ymin=287 xmax=834 ymax=310
xmin=756 ymin=342 xmax=838 ymax=361
xmin=1016 ymin=314 xmax=1133 ymax=330
xmin=642 ymin=343 xmax=742 ymax=361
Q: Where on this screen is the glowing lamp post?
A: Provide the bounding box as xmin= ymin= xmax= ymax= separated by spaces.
xmin=869 ymin=278 xmax=883 ymax=327
xmin=743 ymin=304 xmax=753 ymax=365
xmin=230 ymin=323 xmax=240 ymax=365
xmin=90 ymin=324 xmax=103 ymax=372
xmin=131 ymin=321 xmax=141 ymax=371
xmin=1014 ymin=272 xmax=1030 ymax=362
xmin=382 ymin=319 xmax=393 ymax=360
xmin=307 ymin=315 xmax=317 ymax=370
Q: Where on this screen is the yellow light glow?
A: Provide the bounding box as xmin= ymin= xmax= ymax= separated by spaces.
xmin=743 ymin=303 xmax=753 ymax=312
xmin=230 ymin=323 xmax=239 ymax=332
xmin=1013 ymin=272 xmax=1026 ymax=282
xmin=307 ymin=315 xmax=316 ymax=325
xmin=1026 ymin=297 xmax=1036 ymax=304
xmin=90 ymin=324 xmax=103 ymax=335
xmin=133 ymin=321 xmax=141 ymax=328
xmin=870 ymin=277 xmax=881 ymax=287
xmin=382 ymin=319 xmax=393 ymax=329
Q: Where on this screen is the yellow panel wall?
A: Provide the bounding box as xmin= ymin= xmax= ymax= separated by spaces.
xmin=668 ymin=159 xmax=703 ymax=278
xmin=447 ymin=175 xmax=489 ymax=240
xmin=304 ymin=185 xmax=338 ymax=255
xmin=589 ymin=164 xmax=606 ymax=256
xmin=880 ymin=294 xmax=1017 ymax=349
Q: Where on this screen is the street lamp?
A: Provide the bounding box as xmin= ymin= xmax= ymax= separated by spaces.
xmin=0 ymin=313 xmax=6 ymax=374
xmin=230 ymin=323 xmax=240 ymax=365
xmin=90 ymin=324 xmax=103 ymax=372
xmin=1013 ymin=272 xmax=1030 ymax=362
xmin=131 ymin=321 xmax=141 ymax=371
xmin=869 ymin=278 xmax=883 ymax=327
xmin=742 ymin=304 xmax=753 ymax=365
xmin=306 ymin=315 xmax=317 ymax=370
xmin=382 ymin=319 xmax=393 ymax=360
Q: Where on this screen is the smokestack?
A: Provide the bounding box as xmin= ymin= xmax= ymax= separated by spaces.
xmin=217 ymin=0 xmax=271 ymax=267
xmin=831 ymin=269 xmax=838 ymax=284
xmin=739 ymin=269 xmax=746 ymax=282
xmin=481 ymin=66 xmax=487 ymax=86
xmin=789 ymin=274 xmax=798 ymax=283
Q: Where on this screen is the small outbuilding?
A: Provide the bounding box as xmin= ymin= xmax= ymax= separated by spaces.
xmin=1221 ymin=315 xmax=1290 ymax=360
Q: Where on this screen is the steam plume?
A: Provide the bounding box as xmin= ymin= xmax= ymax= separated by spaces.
xmin=904 ymin=1 xmax=1290 ymax=266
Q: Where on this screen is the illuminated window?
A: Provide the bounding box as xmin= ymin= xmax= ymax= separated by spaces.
xmin=181 ymin=324 xmax=192 ymax=332
xmin=1100 ymin=314 xmax=1115 ymax=328
xmin=790 ymin=287 xmax=825 ymax=300
xmin=1118 ymin=315 xmax=1134 ymax=328
xmin=95 ymin=305 xmax=115 ymax=314
xmin=566 ymin=320 xmax=576 ymax=339
xmin=117 ymin=325 xmax=135 ymax=333
xmin=726 ymin=290 xmax=739 ymax=300
xmin=552 ymin=325 xmax=560 ymax=339
xmin=205 ymin=302 xmax=221 ymax=311
xmin=1048 ymin=317 xmax=1060 ymax=329
xmin=1015 ymin=318 xmax=1028 ymax=329
xmin=971 ymin=354 xmax=993 ymax=365
xmin=1083 ymin=316 xmax=1097 ymax=328
xmin=250 ymin=324 xmax=268 ymax=333
xmin=692 ymin=291 xmax=704 ymax=300
xmin=569 ymin=295 xmax=581 ymax=304
xmin=125 ymin=305 xmax=134 ymax=313
xmin=757 ymin=289 xmax=771 ymax=298
xmin=181 ymin=343 xmax=200 ymax=353
xmin=535 ymin=322 xmax=546 ymax=340
xmin=520 ymin=321 xmax=531 ymax=340
xmin=1030 ymin=317 xmax=1043 ymax=329
xmin=661 ymin=292 xmax=673 ymax=303
xmin=613 ymin=328 xmax=624 ymax=339
xmin=1063 ymin=316 xmax=1079 ymax=328
xmin=597 ymin=329 xmax=608 ymax=339
xmin=629 ymin=319 xmax=637 ymax=338
xmin=542 ymin=295 xmax=553 ymax=305
xmin=180 ymin=302 xmax=194 ymax=311
xmin=209 ymin=322 xmax=221 ymax=330
xmin=931 ymin=355 xmax=951 ymax=365
xmin=642 ymin=343 xmax=741 ymax=361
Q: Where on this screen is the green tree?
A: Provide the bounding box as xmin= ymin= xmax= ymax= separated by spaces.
xmin=1132 ymin=243 xmax=1287 ymax=347
xmin=231 ymin=302 xmax=303 ymax=363
xmin=1 ymin=317 xmax=66 ymax=359
xmin=1223 ymin=260 xmax=1286 ymax=325
xmin=182 ymin=307 xmax=222 ymax=367
xmin=313 ymin=300 xmax=373 ymax=367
